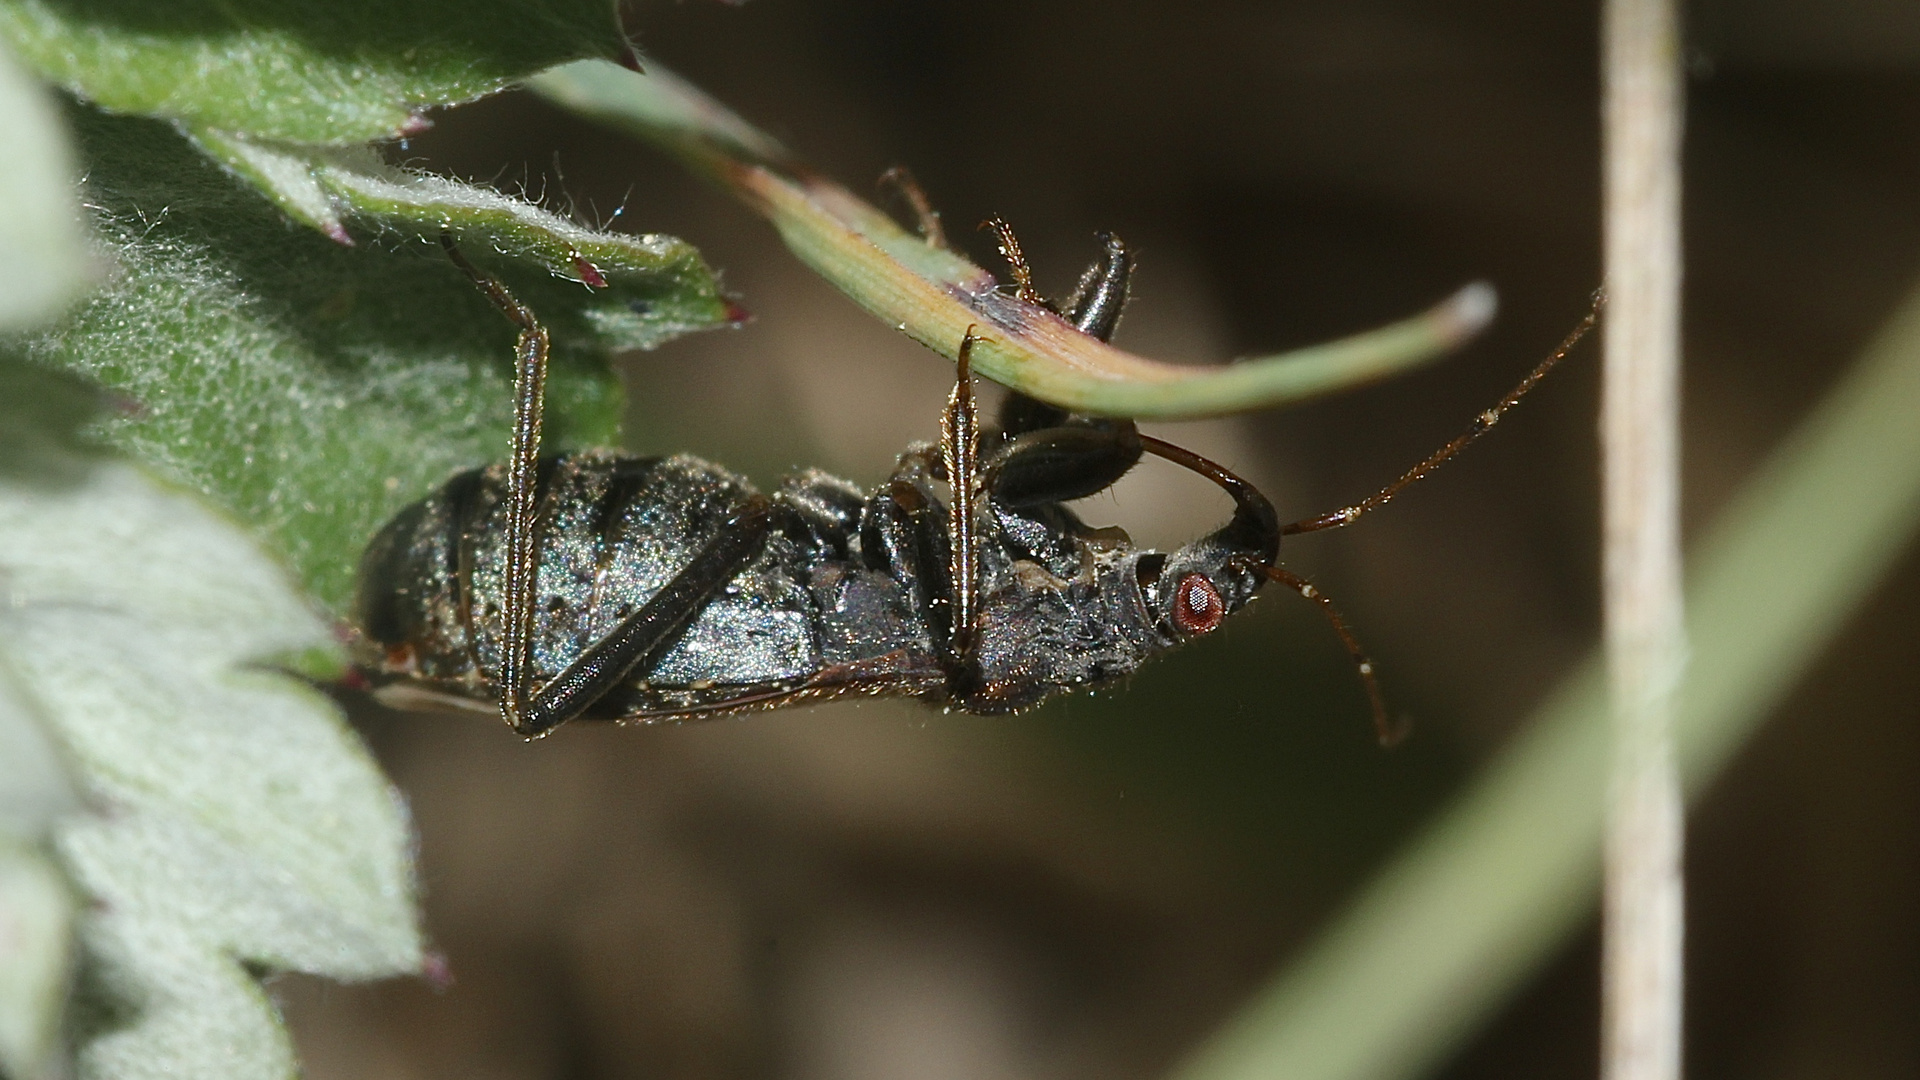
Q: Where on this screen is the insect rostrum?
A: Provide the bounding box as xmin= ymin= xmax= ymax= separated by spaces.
xmin=355 ymin=221 xmax=1589 ymax=742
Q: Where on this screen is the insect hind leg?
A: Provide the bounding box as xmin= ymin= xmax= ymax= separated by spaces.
xmin=514 ymin=496 xmax=778 ymax=737
xmin=442 ymin=234 xmax=551 ymax=734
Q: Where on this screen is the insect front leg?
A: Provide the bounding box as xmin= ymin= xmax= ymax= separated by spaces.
xmin=984 ymin=223 xmax=1146 ymax=504
xmin=980 ymin=423 xmax=1145 ymax=507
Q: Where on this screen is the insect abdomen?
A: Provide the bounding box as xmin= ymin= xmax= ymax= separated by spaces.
xmin=355 ymin=451 xmax=825 ymax=704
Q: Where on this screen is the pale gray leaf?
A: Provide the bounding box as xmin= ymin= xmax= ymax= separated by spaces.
xmin=0 ymin=461 xmax=422 ymax=1080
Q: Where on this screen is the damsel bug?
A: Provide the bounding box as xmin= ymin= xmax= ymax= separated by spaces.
xmin=354 ymin=204 xmax=1594 ymax=743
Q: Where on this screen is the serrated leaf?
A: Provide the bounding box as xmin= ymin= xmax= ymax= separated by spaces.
xmin=0 ymin=455 xmax=422 ymax=1080
xmin=0 ymin=0 xmax=625 ymax=144
xmin=0 ymin=39 xmax=88 ymax=330
xmin=7 ymin=110 xmax=728 ymax=610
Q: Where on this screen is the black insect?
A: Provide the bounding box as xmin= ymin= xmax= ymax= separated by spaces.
xmin=355 ymin=206 xmax=1592 ymax=743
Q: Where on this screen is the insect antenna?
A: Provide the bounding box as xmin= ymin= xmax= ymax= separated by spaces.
xmin=1284 ymin=291 xmax=1604 ymax=536
xmin=1250 ymin=560 xmax=1403 ymax=746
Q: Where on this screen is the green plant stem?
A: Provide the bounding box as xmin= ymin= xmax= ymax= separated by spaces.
xmin=530 ymin=60 xmax=1496 ymax=420
xmin=1166 ymin=272 xmax=1920 ymax=1080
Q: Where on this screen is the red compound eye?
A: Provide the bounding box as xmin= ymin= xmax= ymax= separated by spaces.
xmin=1171 ymin=573 xmax=1224 ymax=635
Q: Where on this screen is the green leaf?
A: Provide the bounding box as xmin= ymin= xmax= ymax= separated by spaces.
xmin=533 ymin=59 xmax=1496 ymax=420
xmin=0 ymin=361 xmax=104 ymax=489
xmin=7 ymin=109 xmax=728 ymax=610
xmin=0 ymin=40 xmax=88 ymax=330
xmin=188 ymin=129 xmax=729 ymax=348
xmin=0 ymin=0 xmax=625 ymax=144
xmin=1168 ymin=273 xmax=1920 ymax=1080
xmin=0 ymin=448 xmax=423 ymax=1080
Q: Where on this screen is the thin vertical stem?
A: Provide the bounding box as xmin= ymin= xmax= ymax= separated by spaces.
xmin=1601 ymin=1 xmax=1686 ymax=1079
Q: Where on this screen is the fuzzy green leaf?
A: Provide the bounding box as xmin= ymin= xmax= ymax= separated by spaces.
xmin=188 ymin=129 xmax=730 ymax=349
xmin=0 ymin=0 xmax=625 ymax=144
xmin=0 ymin=40 xmax=88 ymax=330
xmin=7 ymin=110 xmax=728 ymax=610
xmin=0 ymin=447 xmax=423 ymax=1080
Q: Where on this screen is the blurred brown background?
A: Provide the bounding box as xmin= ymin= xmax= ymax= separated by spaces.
xmin=290 ymin=1 xmax=1920 ymax=1077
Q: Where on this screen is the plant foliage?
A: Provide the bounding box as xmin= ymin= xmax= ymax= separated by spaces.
xmin=0 ymin=0 xmax=626 ymax=143
xmin=0 ymin=4 xmax=733 ymax=1077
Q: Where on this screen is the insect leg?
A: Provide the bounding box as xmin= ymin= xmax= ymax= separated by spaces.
xmin=442 ymin=234 xmax=550 ymax=734
xmin=982 ymin=424 xmax=1144 ymax=507
xmin=982 ymin=218 xmax=1131 ymax=354
xmin=1060 ymin=231 xmax=1132 ymax=344
xmin=512 ymin=495 xmax=777 ymax=737
xmin=981 ymin=216 xmax=1047 ymax=307
xmin=859 ymin=465 xmax=955 ymax=658
xmin=942 ymin=328 xmax=984 ymax=661
xmin=985 ymin=228 xmax=1145 ymax=501
xmin=1284 ymin=295 xmax=1603 ymax=535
